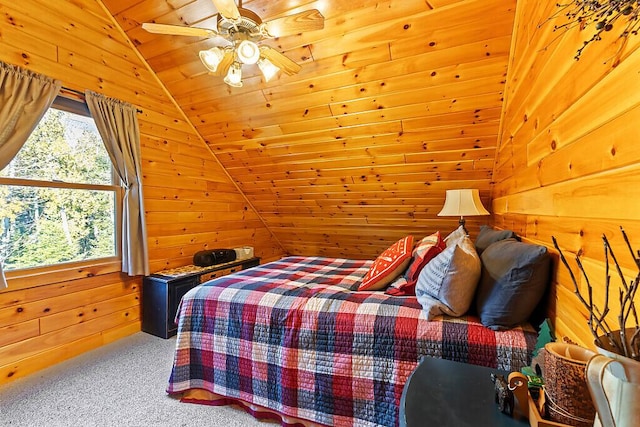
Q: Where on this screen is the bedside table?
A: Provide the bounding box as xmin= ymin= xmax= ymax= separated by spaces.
xmin=400 ymin=356 xmax=529 ymax=427
xmin=142 ymin=257 xmax=260 ymax=338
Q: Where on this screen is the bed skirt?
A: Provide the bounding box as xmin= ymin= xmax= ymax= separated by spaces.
xmin=181 ymin=389 xmax=327 ymax=427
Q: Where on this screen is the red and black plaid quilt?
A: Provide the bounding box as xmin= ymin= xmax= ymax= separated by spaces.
xmin=167 ymin=256 xmax=537 ymax=427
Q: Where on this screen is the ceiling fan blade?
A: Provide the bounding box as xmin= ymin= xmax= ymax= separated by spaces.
xmin=211 ymin=0 xmax=241 ymax=21
xmin=262 ymin=9 xmax=325 ymax=38
xmin=210 ymin=50 xmax=235 ymax=77
xmin=260 ymin=46 xmax=301 ymax=76
xmin=142 ymin=22 xmax=218 ymax=38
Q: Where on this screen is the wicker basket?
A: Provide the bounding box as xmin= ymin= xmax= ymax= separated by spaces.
xmin=544 ymin=342 xmax=597 ymax=427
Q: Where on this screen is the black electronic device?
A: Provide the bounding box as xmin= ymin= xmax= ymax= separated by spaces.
xmin=193 ymin=249 xmax=237 ymax=267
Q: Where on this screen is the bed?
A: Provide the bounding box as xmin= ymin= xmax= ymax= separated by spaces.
xmin=166 ymin=255 xmax=538 ymax=427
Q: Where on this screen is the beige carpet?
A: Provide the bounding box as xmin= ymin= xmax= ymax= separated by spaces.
xmin=0 ymin=332 xmax=274 ymax=427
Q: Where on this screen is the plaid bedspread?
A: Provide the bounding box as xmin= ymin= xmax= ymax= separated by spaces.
xmin=167 ymin=256 xmax=537 ymax=427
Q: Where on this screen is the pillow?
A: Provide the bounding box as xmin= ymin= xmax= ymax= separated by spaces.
xmin=399 ymin=232 xmax=446 ymax=292
xmin=358 ymin=235 xmax=414 ymax=291
xmin=385 ymin=275 xmax=411 ymax=296
xmin=475 ymin=225 xmax=517 ymax=255
xmin=415 ymin=235 xmax=481 ymax=319
xmin=475 ymin=238 xmax=550 ymax=330
xmin=444 ymin=225 xmax=467 ymax=248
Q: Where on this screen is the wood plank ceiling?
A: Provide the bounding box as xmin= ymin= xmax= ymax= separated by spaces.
xmin=101 ymin=0 xmax=516 ymax=259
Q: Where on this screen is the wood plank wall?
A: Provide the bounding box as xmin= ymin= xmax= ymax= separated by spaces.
xmin=495 ymin=0 xmax=640 ymax=348
xmin=0 ymin=0 xmax=284 ymax=384
xmin=103 ymin=0 xmax=516 ymax=260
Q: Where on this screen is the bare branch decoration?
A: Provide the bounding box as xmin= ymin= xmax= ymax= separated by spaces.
xmin=540 ymin=1 xmax=640 ymax=62
xmin=552 ymin=226 xmax=640 ymax=360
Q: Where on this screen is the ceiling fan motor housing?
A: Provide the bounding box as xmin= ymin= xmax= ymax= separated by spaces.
xmin=217 ymin=7 xmax=263 ymax=41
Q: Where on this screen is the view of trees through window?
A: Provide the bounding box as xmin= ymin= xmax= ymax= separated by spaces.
xmin=0 ymin=106 xmax=118 ymax=271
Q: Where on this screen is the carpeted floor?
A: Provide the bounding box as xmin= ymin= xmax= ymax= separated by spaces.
xmin=0 ymin=332 xmax=273 ymax=427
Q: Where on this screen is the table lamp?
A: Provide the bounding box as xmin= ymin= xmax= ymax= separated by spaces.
xmin=437 ymin=189 xmax=490 ymax=234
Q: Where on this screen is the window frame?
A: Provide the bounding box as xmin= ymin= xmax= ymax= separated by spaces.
xmin=0 ymin=92 xmax=123 ymax=289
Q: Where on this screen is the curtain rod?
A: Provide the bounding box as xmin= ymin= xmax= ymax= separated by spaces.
xmin=60 ymin=87 xmax=143 ymax=114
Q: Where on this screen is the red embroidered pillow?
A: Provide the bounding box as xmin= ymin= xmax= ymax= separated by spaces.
xmin=403 ymin=231 xmax=446 ymax=287
xmin=358 ymin=235 xmax=414 ymax=291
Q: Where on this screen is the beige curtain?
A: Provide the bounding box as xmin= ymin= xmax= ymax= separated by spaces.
xmin=85 ymin=90 xmax=149 ymax=276
xmin=0 ymin=61 xmax=61 ymax=290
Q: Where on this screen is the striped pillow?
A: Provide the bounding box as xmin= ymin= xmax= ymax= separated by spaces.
xmin=404 ymin=232 xmax=445 ymax=285
xmin=415 ymin=235 xmax=481 ymax=319
xmin=386 ymin=232 xmax=445 ymax=296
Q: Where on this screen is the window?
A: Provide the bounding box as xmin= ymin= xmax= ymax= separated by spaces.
xmin=0 ymin=96 xmax=119 ymax=272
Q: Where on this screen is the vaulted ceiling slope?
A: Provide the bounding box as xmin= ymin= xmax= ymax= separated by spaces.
xmin=102 ymin=0 xmax=516 ymax=259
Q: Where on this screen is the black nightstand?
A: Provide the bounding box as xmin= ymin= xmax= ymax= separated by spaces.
xmin=400 ymin=356 xmax=529 ymax=427
xmin=142 ymin=257 xmax=260 ymax=338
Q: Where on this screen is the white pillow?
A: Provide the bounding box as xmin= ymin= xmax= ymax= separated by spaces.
xmin=415 ymin=235 xmax=481 ymax=320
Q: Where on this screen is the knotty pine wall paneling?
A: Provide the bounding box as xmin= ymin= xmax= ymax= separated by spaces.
xmin=494 ymin=0 xmax=640 ymax=348
xmin=102 ymin=0 xmax=517 ymax=260
xmin=0 ymin=0 xmax=284 ymax=384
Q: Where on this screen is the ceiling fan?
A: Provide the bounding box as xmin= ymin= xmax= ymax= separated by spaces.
xmin=142 ymin=0 xmax=325 ymax=87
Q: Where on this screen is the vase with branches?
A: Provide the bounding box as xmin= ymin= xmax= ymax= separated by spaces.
xmin=553 ymin=230 xmax=640 ymax=427
xmin=552 ymin=227 xmax=640 ymax=360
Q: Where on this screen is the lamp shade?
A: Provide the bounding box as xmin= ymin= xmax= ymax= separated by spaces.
xmin=438 ymin=189 xmax=490 ymax=217
xmin=199 ymin=47 xmax=225 ymax=73
xmin=236 ymin=40 xmax=260 ymax=64
xmin=257 ymin=57 xmax=280 ymax=81
xmin=223 ymin=62 xmax=243 ymax=87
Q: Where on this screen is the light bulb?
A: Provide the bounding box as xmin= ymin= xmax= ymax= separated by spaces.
xmin=236 ymin=40 xmax=260 ymax=65
xmin=223 ymin=62 xmax=243 ymax=87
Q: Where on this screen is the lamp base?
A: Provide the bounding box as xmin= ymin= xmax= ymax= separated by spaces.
xmin=459 ymin=217 xmax=469 ymax=235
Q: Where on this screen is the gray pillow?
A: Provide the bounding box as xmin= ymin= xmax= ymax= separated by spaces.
xmin=443 ymin=225 xmax=467 ymax=248
xmin=475 ymin=238 xmax=550 ymax=330
xmin=416 ymin=235 xmax=481 ymax=320
xmin=475 ymin=225 xmax=516 ymax=254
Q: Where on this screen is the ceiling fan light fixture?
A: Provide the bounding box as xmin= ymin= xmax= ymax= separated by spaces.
xmin=223 ymin=62 xmax=243 ymax=87
xmin=236 ymin=40 xmax=260 ymax=64
xmin=143 ymin=4 xmax=326 ymax=88
xmin=199 ymin=47 xmax=225 ymax=72
xmin=257 ymin=57 xmax=280 ymax=82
